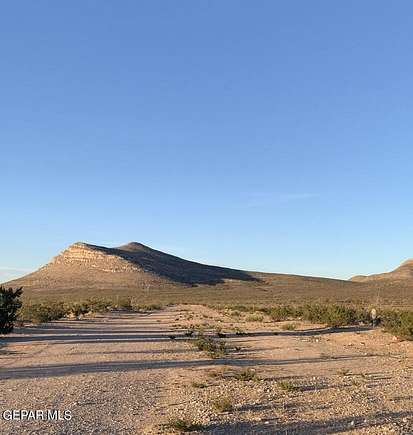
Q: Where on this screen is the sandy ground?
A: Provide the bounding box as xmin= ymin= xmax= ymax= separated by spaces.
xmin=0 ymin=306 xmax=412 ymax=434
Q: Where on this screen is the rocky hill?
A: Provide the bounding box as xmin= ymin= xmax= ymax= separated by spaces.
xmin=351 ymin=259 xmax=413 ymax=283
xmin=4 ymin=242 xmax=412 ymax=305
xmin=4 ymin=241 xmax=260 ymax=292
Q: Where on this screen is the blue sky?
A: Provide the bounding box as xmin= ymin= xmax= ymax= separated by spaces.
xmin=1 ymin=1 xmax=412 ymax=282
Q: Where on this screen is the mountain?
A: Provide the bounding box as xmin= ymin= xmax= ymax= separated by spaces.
xmin=3 ymin=241 xmax=351 ymax=293
xmin=4 ymin=241 xmax=259 ymax=290
xmin=4 ymin=242 xmax=411 ymax=305
xmin=350 ymin=259 xmax=413 ymax=282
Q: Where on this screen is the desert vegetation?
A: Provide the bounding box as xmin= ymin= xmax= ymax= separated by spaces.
xmin=0 ymin=286 xmax=23 ymax=334
xmin=11 ymin=296 xmax=413 ymax=341
xmin=16 ymin=298 xmax=164 ymax=325
xmin=214 ymin=302 xmax=413 ymax=340
xmin=1 ymin=302 xmax=412 ymax=434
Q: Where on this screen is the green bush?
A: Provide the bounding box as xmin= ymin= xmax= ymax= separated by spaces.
xmin=66 ymin=302 xmax=90 ymax=317
xmin=300 ymin=304 xmax=368 ymax=327
xmin=0 ymin=287 xmax=23 ymax=334
xmin=117 ymin=298 xmax=132 ymax=310
xmin=267 ymin=305 xmax=297 ymax=321
xmin=132 ymin=302 xmax=163 ymax=311
xmin=281 ymin=322 xmax=297 ymax=331
xmin=19 ymin=302 xmax=67 ymax=324
xmin=84 ymin=298 xmax=111 ymax=313
xmin=382 ymin=310 xmax=413 ymax=340
xmin=192 ymin=334 xmax=226 ymax=358
xmin=324 ymin=305 xmax=358 ymax=327
xmin=301 ymin=303 xmax=328 ymax=323
xmin=233 ymin=368 xmax=259 ymax=381
xmin=211 ymin=396 xmax=233 ymax=412
xmin=164 ymin=416 xmax=203 ymax=432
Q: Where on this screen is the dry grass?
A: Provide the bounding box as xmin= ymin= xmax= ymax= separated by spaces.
xmin=211 ymin=396 xmax=233 ymax=412
xmin=164 ymin=416 xmax=203 ymax=432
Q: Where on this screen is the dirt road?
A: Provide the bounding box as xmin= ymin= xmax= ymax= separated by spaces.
xmin=0 ymin=306 xmax=412 ymax=434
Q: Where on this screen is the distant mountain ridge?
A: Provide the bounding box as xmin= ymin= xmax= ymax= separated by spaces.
xmin=4 ymin=242 xmax=412 ymax=303
xmin=4 ymin=241 xmax=260 ymax=293
xmin=350 ymin=258 xmax=413 ymax=283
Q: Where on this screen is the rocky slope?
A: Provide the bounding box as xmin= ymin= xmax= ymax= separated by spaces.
xmin=3 ymin=241 xmax=259 ymax=293
xmin=351 ymin=259 xmax=413 ymax=282
xmin=4 ymin=242 xmax=412 ymax=303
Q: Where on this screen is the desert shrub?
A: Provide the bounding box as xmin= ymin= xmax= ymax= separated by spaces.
xmin=192 ymin=334 xmax=226 ymax=358
xmin=234 ymin=327 xmax=246 ymax=335
xmin=19 ymin=302 xmax=67 ymax=324
xmin=234 ymin=368 xmax=259 ymax=381
xmin=191 ymin=381 xmax=207 ymax=388
xmin=278 ymin=380 xmax=298 ymax=392
xmin=84 ymin=298 xmax=111 ymax=313
xmin=131 ymin=302 xmax=163 ymax=311
xmin=323 ymin=305 xmax=358 ymax=327
xmin=227 ymin=309 xmax=242 ymax=318
xmin=211 ymin=396 xmax=233 ymax=412
xmin=0 ymin=287 xmax=23 ymax=334
xmin=300 ymin=304 xmax=365 ymax=327
xmin=165 ymin=416 xmax=203 ymax=432
xmin=301 ymin=303 xmax=329 ymax=323
xmin=337 ymin=368 xmax=351 ymax=376
xmin=246 ymin=313 xmax=264 ymax=322
xmin=266 ymin=305 xmax=298 ymax=321
xmin=382 ymin=310 xmax=413 ymax=340
xmin=66 ymin=302 xmax=90 ymax=318
xmin=116 ymin=298 xmax=132 ymax=310
xmin=281 ymin=322 xmax=297 ymax=331
xmin=226 ymin=304 xmax=252 ymax=313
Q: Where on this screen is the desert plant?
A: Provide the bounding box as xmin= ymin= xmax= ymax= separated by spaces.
xmin=267 ymin=305 xmax=297 ymax=321
xmin=192 ymin=334 xmax=226 ymax=358
xmin=116 ymin=298 xmax=132 ymax=310
xmin=191 ymin=381 xmax=207 ymax=389
xmin=234 ymin=367 xmax=259 ymax=381
xmin=382 ymin=310 xmax=413 ymax=340
xmin=281 ymin=322 xmax=297 ymax=331
xmin=234 ymin=327 xmax=246 ymax=335
xmin=337 ymin=368 xmax=351 ymax=377
xmin=301 ymin=303 xmax=328 ymax=323
xmin=165 ymin=416 xmax=203 ymax=432
xmin=246 ymin=313 xmax=264 ymax=322
xmin=324 ymin=305 xmax=358 ymax=327
xmin=19 ymin=302 xmax=67 ymax=324
xmin=132 ymin=302 xmax=163 ymax=312
xmin=277 ymin=380 xmax=298 ymax=392
xmin=84 ymin=298 xmax=111 ymax=313
xmin=211 ymin=396 xmax=233 ymax=412
xmin=0 ymin=287 xmax=23 ymax=334
xmin=66 ymin=302 xmax=90 ymax=318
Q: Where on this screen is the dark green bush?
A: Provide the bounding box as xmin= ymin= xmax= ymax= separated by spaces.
xmin=0 ymin=287 xmax=23 ymax=334
xmin=267 ymin=305 xmax=298 ymax=321
xmin=382 ymin=310 xmax=413 ymax=340
xmin=193 ymin=334 xmax=226 ymax=358
xmin=132 ymin=302 xmax=163 ymax=311
xmin=84 ymin=298 xmax=111 ymax=313
xmin=301 ymin=303 xmax=328 ymax=323
xmin=66 ymin=302 xmax=90 ymax=317
xmin=117 ymin=298 xmax=132 ymax=310
xmin=19 ymin=302 xmax=67 ymax=324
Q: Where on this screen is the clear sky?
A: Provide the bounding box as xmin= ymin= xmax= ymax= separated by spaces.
xmin=1 ymin=1 xmax=412 ymax=282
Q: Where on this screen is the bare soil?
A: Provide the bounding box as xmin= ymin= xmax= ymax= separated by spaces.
xmin=0 ymin=306 xmax=412 ymax=434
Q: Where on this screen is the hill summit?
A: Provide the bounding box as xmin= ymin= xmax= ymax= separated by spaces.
xmin=5 ymin=241 xmax=259 ymax=294
xmin=350 ymin=258 xmax=413 ymax=282
xmin=4 ymin=242 xmax=412 ymax=304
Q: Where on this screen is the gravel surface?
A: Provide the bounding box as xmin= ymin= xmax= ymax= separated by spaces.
xmin=0 ymin=306 xmax=412 ymax=434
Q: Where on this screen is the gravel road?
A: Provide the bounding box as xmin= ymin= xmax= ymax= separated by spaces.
xmin=1 ymin=306 xmax=412 ymax=434
xmin=0 ymin=308 xmax=194 ymax=434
